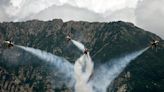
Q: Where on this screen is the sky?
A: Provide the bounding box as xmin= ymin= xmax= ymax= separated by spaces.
xmin=0 ymin=0 xmax=163 ymax=39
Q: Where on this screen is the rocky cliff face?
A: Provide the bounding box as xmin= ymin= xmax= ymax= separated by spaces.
xmin=0 ymin=19 xmax=163 ymax=92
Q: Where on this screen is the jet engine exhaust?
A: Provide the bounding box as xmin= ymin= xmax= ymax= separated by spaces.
xmin=16 ymin=45 xmax=75 ymax=88
xmin=13 ymin=40 xmax=150 ymax=92
xmin=91 ymin=47 xmax=149 ymax=92
xmin=74 ymin=54 xmax=94 ymax=92
xmin=71 ymin=40 xmax=85 ymax=52
xmin=70 ymin=39 xmax=94 ymax=92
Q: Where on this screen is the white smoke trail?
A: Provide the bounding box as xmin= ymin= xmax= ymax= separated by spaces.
xmin=15 ymin=42 xmax=148 ymax=92
xmin=74 ymin=54 xmax=94 ymax=92
xmin=71 ymin=40 xmax=85 ymax=52
xmin=91 ymin=47 xmax=149 ymax=92
xmin=71 ymin=39 xmax=94 ymax=92
xmin=16 ymin=45 xmax=75 ymax=88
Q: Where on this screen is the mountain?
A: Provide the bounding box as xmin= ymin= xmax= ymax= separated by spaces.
xmin=0 ymin=19 xmax=163 ymax=92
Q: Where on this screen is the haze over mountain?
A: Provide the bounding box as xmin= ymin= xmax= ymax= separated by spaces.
xmin=0 ymin=19 xmax=163 ymax=92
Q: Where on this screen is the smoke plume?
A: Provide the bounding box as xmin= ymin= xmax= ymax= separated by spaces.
xmin=74 ymin=54 xmax=94 ymax=92
xmin=16 ymin=45 xmax=75 ymax=88
xmin=91 ymin=47 xmax=149 ymax=92
xmin=71 ymin=39 xmax=94 ymax=92
xmin=71 ymin=40 xmax=85 ymax=52
xmin=15 ymin=43 xmax=148 ymax=92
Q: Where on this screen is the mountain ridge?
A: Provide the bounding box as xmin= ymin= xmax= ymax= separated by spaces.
xmin=0 ymin=19 xmax=163 ymax=92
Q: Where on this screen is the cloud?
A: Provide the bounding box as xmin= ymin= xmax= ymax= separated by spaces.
xmin=0 ymin=10 xmax=7 ymax=22
xmin=0 ymin=0 xmax=65 ymax=21
xmin=25 ymin=3 xmax=136 ymax=23
xmin=135 ymin=0 xmax=164 ymax=39
xmin=0 ymin=0 xmax=10 ymax=22
xmin=26 ymin=4 xmax=104 ymax=22
xmin=70 ymin=0 xmax=139 ymax=13
xmin=0 ymin=0 xmax=140 ymax=21
xmin=104 ymin=8 xmax=136 ymax=23
xmin=10 ymin=0 xmax=59 ymax=21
